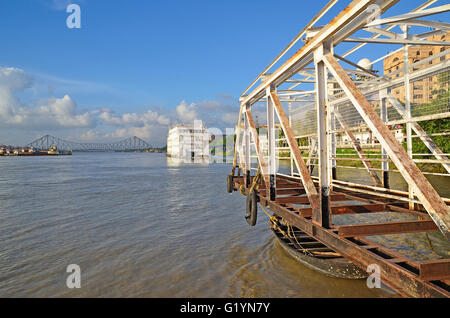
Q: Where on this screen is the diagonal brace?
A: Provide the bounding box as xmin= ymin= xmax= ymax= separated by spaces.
xmin=268 ymin=91 xmax=320 ymax=218
xmin=322 ymin=52 xmax=450 ymax=241
xmin=245 ymin=109 xmax=271 ymax=191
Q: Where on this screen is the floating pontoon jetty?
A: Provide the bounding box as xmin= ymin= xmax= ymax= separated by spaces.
xmin=228 ymin=0 xmax=450 ymax=298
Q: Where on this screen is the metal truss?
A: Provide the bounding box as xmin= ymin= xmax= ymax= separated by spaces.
xmin=231 ymin=0 xmax=450 ymax=297
xmin=26 ymin=135 xmax=152 ymax=152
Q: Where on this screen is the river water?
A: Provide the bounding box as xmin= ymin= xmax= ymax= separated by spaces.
xmin=0 ymin=153 xmax=448 ymax=297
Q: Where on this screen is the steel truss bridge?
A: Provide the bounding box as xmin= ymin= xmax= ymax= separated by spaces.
xmin=230 ymin=0 xmax=450 ymax=298
xmin=26 ymin=135 xmax=152 ymax=152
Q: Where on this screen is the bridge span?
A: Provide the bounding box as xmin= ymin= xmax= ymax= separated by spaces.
xmin=26 ymin=135 xmax=152 ymax=152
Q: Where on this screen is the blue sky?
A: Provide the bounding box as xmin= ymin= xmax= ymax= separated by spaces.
xmin=0 ymin=0 xmax=447 ymax=146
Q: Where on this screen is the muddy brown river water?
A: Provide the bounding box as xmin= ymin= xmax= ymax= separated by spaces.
xmin=0 ymin=153 xmax=448 ymax=297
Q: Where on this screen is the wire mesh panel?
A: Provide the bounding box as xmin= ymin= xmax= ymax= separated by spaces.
xmin=290 ymin=100 xmax=317 ymax=136
xmin=233 ymin=0 xmax=450 ymax=298
xmin=409 ymin=68 xmax=450 ymax=118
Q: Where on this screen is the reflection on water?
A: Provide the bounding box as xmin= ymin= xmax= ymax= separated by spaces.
xmin=166 ymin=156 xmax=212 ymax=167
xmin=0 ymin=153 xmax=446 ymax=297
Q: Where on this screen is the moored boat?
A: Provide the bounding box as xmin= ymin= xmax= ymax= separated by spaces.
xmin=271 ymin=222 xmax=368 ymax=280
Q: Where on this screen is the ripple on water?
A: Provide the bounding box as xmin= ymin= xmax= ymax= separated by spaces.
xmin=1 ymin=153 xmax=447 ymax=297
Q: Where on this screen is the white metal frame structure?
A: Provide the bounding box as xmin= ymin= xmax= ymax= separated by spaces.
xmin=231 ymin=0 xmax=450 ymax=297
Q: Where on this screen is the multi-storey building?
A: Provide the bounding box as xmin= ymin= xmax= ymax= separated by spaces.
xmin=383 ymin=31 xmax=450 ymax=105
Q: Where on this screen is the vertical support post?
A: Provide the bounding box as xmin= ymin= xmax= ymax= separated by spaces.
xmin=402 ymin=25 xmax=414 ymax=209
xmin=314 ymin=42 xmax=332 ymax=228
xmin=236 ymin=129 xmax=243 ymax=175
xmin=328 ymin=103 xmax=337 ymax=181
xmin=380 ymin=89 xmax=390 ymax=189
xmin=244 ymin=108 xmax=251 ymax=188
xmin=288 ymin=99 xmax=294 ymax=177
xmin=232 ymin=101 xmax=245 ymax=176
xmin=222 ymin=134 xmax=226 ymax=163
xmin=267 ymin=86 xmax=277 ymax=201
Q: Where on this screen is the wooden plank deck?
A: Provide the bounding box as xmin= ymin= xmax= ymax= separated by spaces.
xmin=231 ymin=174 xmax=450 ymax=298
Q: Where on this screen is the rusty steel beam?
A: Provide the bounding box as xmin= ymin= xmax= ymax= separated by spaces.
xmin=260 ymin=198 xmax=449 ymax=297
xmin=276 ymin=194 xmax=347 ymax=205
xmin=337 ymin=220 xmax=439 ymax=237
xmin=241 ymin=0 xmax=399 ymax=106
xmin=297 ymin=203 xmax=388 ymax=217
xmin=232 ymin=0 xmax=450 ymax=298
xmin=260 ymin=183 xmax=303 ymax=189
xmin=241 ymin=0 xmax=339 ymax=97
xmin=420 ymin=260 xmax=450 ymax=281
xmin=260 ymin=188 xmax=306 ymax=196
xmin=321 ymin=52 xmax=450 ymax=242
xmin=269 ymin=91 xmax=321 ymax=220
xmin=235 ymin=180 xmax=449 ymax=297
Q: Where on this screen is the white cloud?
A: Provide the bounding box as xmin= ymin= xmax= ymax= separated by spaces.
xmin=77 ymin=129 xmax=103 ymax=141
xmin=0 ymin=66 xmax=94 ymax=129
xmin=0 ymin=66 xmax=33 ymax=92
xmin=98 ymin=108 xmax=171 ymax=127
xmin=75 ymin=125 xmax=168 ymax=146
xmin=90 ymin=108 xmax=173 ymax=145
xmin=173 ymin=99 xmax=239 ymax=128
xmin=176 ymin=100 xmax=198 ymax=122
xmin=0 ymin=65 xmax=240 ymax=146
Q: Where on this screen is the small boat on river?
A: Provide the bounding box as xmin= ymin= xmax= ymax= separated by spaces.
xmin=271 ymin=221 xmax=368 ymax=279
